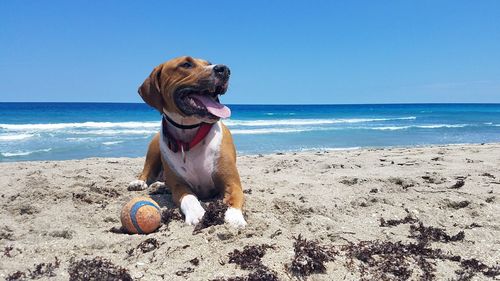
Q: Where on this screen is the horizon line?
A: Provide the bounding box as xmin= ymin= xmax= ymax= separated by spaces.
xmin=1 ymin=101 xmax=500 ymax=106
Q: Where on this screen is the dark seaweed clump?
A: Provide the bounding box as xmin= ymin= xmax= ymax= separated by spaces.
xmin=212 ymin=244 xmax=278 ymax=281
xmin=193 ymin=200 xmax=228 ymax=234
xmin=450 ymin=180 xmax=465 ymax=189
xmin=137 ymin=238 xmax=160 ymax=253
xmin=380 ymin=213 xmax=419 ymax=227
xmin=6 ymin=257 xmax=60 ymax=280
xmin=287 ymin=235 xmax=337 ymax=277
xmin=410 ymin=222 xmax=465 ymax=245
xmin=346 ymin=214 xmax=498 ymax=281
xmin=228 ymin=244 xmax=274 ymax=270
xmin=455 ymin=258 xmax=500 ymax=280
xmin=344 ymin=240 xmax=443 ymax=280
xmin=161 ymin=208 xmax=183 ymax=225
xmin=68 ymin=257 xmax=132 ymax=281
xmin=211 ymin=267 xmax=279 ymax=281
xmin=3 ymin=245 xmax=14 ymax=257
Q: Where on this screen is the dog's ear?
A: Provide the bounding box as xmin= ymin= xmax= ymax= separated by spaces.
xmin=138 ymin=64 xmax=164 ymax=112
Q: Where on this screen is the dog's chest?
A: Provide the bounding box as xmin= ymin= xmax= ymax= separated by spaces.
xmin=160 ymin=122 xmax=222 ymax=197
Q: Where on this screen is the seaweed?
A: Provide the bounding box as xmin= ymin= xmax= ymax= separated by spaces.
xmin=189 ymin=257 xmax=200 ymax=266
xmin=450 ymin=180 xmax=465 ymax=189
xmin=5 ymin=271 xmax=25 ymax=281
xmin=345 ymin=215 xmax=497 ymax=280
xmin=68 ymin=257 xmax=132 ymax=281
xmin=287 ymin=235 xmax=337 ymax=277
xmin=380 ymin=213 xmax=418 ymax=227
xmin=193 ymin=200 xmax=228 ymax=234
xmin=137 ymin=238 xmax=160 ymax=253
xmin=447 ymin=200 xmax=470 ymax=209
xmin=481 ymin=173 xmax=495 ymax=179
xmin=28 ymin=257 xmax=60 ymax=278
xmin=211 ymin=267 xmax=279 ymax=281
xmin=228 ymin=244 xmax=274 ymax=270
xmin=212 ymin=244 xmax=278 ymax=281
xmin=453 ymin=258 xmax=500 ymax=281
xmin=161 ymin=208 xmax=183 ymax=225
xmin=245 ymin=268 xmax=279 ymax=281
xmin=6 ymin=257 xmax=60 ymax=280
xmin=345 ymin=240 xmax=439 ymax=280
xmin=409 ymin=222 xmax=465 ymax=244
xmin=3 ymin=245 xmax=14 ymax=257
xmin=175 ymin=267 xmax=194 ymax=277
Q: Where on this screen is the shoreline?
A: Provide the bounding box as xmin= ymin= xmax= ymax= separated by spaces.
xmin=1 ymin=143 xmax=499 ymax=280
xmin=1 ymin=141 xmax=499 ymax=164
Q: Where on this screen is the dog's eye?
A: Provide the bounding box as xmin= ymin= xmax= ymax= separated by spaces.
xmin=179 ymin=62 xmax=193 ymax=69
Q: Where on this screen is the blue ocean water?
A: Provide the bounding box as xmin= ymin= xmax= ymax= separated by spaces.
xmin=1 ymin=103 xmax=499 ymax=162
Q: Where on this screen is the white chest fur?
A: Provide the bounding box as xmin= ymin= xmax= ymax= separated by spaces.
xmin=159 ymin=121 xmax=223 ymax=198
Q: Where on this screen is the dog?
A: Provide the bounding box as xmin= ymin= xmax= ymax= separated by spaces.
xmin=129 ymin=56 xmax=247 ymax=228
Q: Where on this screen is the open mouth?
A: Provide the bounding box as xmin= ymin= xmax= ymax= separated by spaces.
xmin=174 ymin=85 xmax=231 ymax=119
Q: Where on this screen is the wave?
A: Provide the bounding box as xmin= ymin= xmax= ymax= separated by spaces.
xmin=371 ymin=124 xmax=468 ymax=131
xmin=298 ymin=146 xmax=361 ymax=152
xmin=0 ymin=133 xmax=35 ymax=141
xmin=232 ymin=123 xmax=472 ymax=134
xmin=416 ymin=124 xmax=468 ymax=128
xmin=0 ymin=117 xmax=417 ymax=133
xmin=69 ymin=129 xmax=157 ymax=135
xmin=0 ymin=121 xmax=160 ymax=131
xmin=265 ymin=112 xmax=296 ymax=116
xmin=225 ymin=116 xmax=416 ymax=127
xmin=371 ymin=126 xmax=412 ymax=131
xmin=231 ymin=128 xmax=311 ymax=135
xmin=102 ymin=141 xmax=124 ymax=145
xmin=1 ymin=148 xmax=52 ymax=157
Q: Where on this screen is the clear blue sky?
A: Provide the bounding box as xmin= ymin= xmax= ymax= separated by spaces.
xmin=1 ymin=1 xmax=499 ymax=104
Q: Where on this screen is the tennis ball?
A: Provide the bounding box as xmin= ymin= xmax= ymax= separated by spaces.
xmin=120 ymin=196 xmax=161 ymax=234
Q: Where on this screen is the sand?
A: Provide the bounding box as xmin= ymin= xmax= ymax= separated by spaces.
xmin=0 ymin=143 xmax=499 ymax=280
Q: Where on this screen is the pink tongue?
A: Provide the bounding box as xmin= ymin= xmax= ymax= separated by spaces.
xmin=191 ymin=95 xmax=231 ymax=118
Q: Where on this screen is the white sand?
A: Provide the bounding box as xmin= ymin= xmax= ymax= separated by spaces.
xmin=0 ymin=143 xmax=499 ymax=280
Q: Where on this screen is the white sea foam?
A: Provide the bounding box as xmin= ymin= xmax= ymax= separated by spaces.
xmin=371 ymin=126 xmax=412 ymax=131
xmin=232 ymin=123 xmax=471 ymax=134
xmin=370 ymin=124 xmax=468 ymax=131
xmin=0 ymin=121 xmax=160 ymax=131
xmin=298 ymin=146 xmax=362 ymax=152
xmin=0 ymin=133 xmax=35 ymax=141
xmin=416 ymin=124 xmax=467 ymax=128
xmin=102 ymin=141 xmax=124 ymax=145
xmin=224 ymin=116 xmax=416 ymax=127
xmin=231 ymin=128 xmax=310 ymax=135
xmin=69 ymin=129 xmax=157 ymax=135
xmin=1 ymin=148 xmax=52 ymax=157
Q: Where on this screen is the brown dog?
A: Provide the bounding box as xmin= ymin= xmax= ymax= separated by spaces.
xmin=129 ymin=56 xmax=246 ymax=227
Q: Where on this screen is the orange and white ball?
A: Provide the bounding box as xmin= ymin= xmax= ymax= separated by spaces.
xmin=120 ymin=196 xmax=161 ymax=234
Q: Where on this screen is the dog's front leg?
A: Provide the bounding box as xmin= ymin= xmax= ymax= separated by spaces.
xmin=163 ymin=168 xmax=205 ymax=225
xmin=129 ymin=133 xmax=163 ymax=190
xmin=214 ymin=160 xmax=247 ymax=228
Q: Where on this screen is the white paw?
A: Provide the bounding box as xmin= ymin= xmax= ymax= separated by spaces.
xmin=149 ymin=181 xmax=165 ymax=190
xmin=128 ymin=180 xmax=148 ymax=191
xmin=224 ymin=207 xmax=247 ymax=228
xmin=180 ymin=195 xmax=205 ymax=225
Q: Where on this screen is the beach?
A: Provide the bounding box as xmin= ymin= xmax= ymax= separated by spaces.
xmin=0 ymin=143 xmax=499 ymax=280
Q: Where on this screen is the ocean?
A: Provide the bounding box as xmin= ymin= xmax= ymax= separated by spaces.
xmin=1 ymin=103 xmax=499 ymax=162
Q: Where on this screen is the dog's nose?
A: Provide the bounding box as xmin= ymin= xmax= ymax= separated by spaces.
xmin=213 ymin=64 xmax=230 ymax=77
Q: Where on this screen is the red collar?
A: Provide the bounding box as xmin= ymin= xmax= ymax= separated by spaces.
xmin=161 ymin=115 xmax=214 ymax=153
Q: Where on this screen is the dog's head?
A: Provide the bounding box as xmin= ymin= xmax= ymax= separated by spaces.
xmin=138 ymin=56 xmax=231 ymax=122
